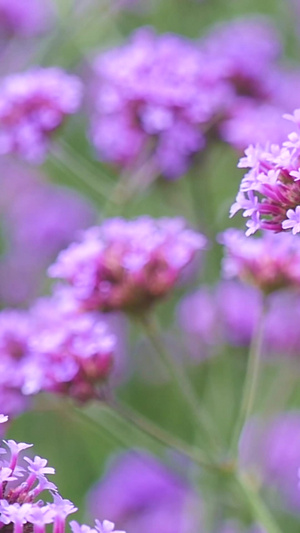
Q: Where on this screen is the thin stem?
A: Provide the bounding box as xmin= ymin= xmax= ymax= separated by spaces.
xmin=50 ymin=143 xmax=112 ymax=201
xmin=139 ymin=314 xmax=220 ymax=457
xmin=236 ymin=474 xmax=282 ymax=533
xmin=230 ymin=299 xmax=267 ymax=454
xmin=107 ymin=398 xmax=216 ymax=471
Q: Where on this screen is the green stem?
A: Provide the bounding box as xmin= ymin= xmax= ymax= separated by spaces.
xmin=139 ymin=314 xmax=220 ymax=457
xmin=50 ymin=143 xmax=111 ymax=201
xmin=231 ymin=300 xmax=267 ymax=454
xmin=107 ymin=399 xmax=216 ymax=471
xmin=236 ymin=475 xmax=282 ymax=533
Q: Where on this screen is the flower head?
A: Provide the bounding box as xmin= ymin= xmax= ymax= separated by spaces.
xmin=230 ymin=110 xmax=300 ymax=234
xmin=0 ymin=68 xmax=82 ymax=162
xmin=220 ymin=229 xmax=300 ymax=293
xmin=49 ymin=217 xmax=206 ymax=313
xmin=90 ymin=28 xmax=232 ymax=179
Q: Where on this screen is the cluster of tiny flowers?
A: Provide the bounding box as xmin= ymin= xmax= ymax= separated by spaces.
xmin=49 ymin=217 xmax=206 ymax=313
xmin=0 ymin=289 xmax=116 ymax=414
xmin=0 ymin=0 xmax=52 ymax=37
xmin=89 ymin=18 xmax=291 ymax=179
xmin=230 ymin=110 xmax=300 ymax=235
xmin=0 ymin=68 xmax=82 ymax=162
xmin=0 ymin=416 xmax=124 ymax=533
xmin=220 ymin=229 xmax=300 ymax=293
xmin=90 ymin=27 xmax=232 ymax=179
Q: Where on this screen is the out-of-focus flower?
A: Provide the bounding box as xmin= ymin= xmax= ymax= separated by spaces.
xmin=88 ymin=451 xmax=201 ymax=533
xmin=49 ymin=217 xmax=206 ymax=313
xmin=230 ymin=111 xmax=300 ymax=235
xmin=89 ymin=27 xmax=232 ymax=179
xmin=0 ymin=287 xmax=119 ymax=410
xmin=0 ymin=0 xmax=53 ymax=37
xmin=178 ymin=281 xmax=262 ymax=356
xmin=27 ymin=289 xmax=116 ymax=402
xmin=220 ymin=229 xmax=300 ymax=293
xmin=0 ymin=162 xmax=95 ymax=306
xmin=240 ymin=412 xmax=300 ymax=513
xmin=202 ymin=17 xmax=281 ymax=100
xmin=0 ymin=68 xmax=82 ymax=162
xmin=220 ymin=101 xmax=295 ymax=151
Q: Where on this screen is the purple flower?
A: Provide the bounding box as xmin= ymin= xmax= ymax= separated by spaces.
xmin=240 ymin=412 xmax=300 ymax=514
xmin=230 ymin=111 xmax=300 ymax=234
xmin=0 ymin=161 xmax=95 ymax=306
xmin=0 ymin=68 xmax=82 ymax=162
xmin=49 ymin=217 xmax=206 ymax=313
xmin=0 ymin=0 xmax=53 ymax=37
xmin=178 ymin=281 xmax=262 ymax=353
xmin=202 ymin=17 xmax=280 ymax=99
xmin=89 ymin=28 xmax=231 ymax=179
xmin=87 ymin=451 xmax=200 ymax=533
xmin=220 ymin=229 xmax=300 ymax=293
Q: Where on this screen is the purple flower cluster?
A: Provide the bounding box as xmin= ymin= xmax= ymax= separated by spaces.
xmin=89 ymin=18 xmax=299 ymax=178
xmin=231 ymin=111 xmax=300 ymax=235
xmin=0 ymin=162 xmax=94 ymax=306
xmin=49 ymin=217 xmax=206 ymax=313
xmin=0 ymin=0 xmax=52 ymax=37
xmin=0 ymin=289 xmax=116 ymax=415
xmin=220 ymin=229 xmax=300 ymax=293
xmin=179 ymin=281 xmax=300 ymax=358
xmin=0 ymin=68 xmax=82 ymax=162
xmin=0 ymin=416 xmax=123 ymax=533
xmin=88 ymin=451 xmax=200 ymax=533
xmin=90 ymin=27 xmax=232 ymax=179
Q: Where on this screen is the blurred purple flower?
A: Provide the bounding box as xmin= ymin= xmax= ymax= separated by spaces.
xmin=0 ymin=68 xmax=82 ymax=162
xmin=89 ymin=27 xmax=232 ymax=179
xmin=202 ymin=17 xmax=281 ymax=99
xmin=0 ymin=0 xmax=53 ymax=37
xmin=49 ymin=217 xmax=206 ymax=313
xmin=0 ymin=161 xmax=95 ymax=306
xmin=240 ymin=412 xmax=300 ymax=513
xmin=220 ymin=229 xmax=300 ymax=293
xmin=87 ymin=451 xmax=201 ymax=533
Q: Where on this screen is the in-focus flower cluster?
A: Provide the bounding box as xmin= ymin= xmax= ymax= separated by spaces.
xmin=219 ymin=229 xmax=300 ymax=293
xmin=231 ymin=110 xmax=300 ymax=235
xmin=49 ymin=217 xmax=206 ymax=313
xmin=0 ymin=68 xmax=82 ymax=162
xmin=0 ymin=415 xmax=124 ymax=533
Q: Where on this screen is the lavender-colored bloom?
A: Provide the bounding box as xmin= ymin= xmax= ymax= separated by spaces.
xmin=0 ymin=0 xmax=52 ymax=37
xmin=0 ymin=68 xmax=82 ymax=162
xmin=88 ymin=451 xmax=201 ymax=533
xmin=178 ymin=281 xmax=262 ymax=354
xmin=49 ymin=217 xmax=206 ymax=313
xmin=240 ymin=412 xmax=300 ymax=513
xmin=220 ymin=229 xmax=300 ymax=293
xmin=27 ymin=290 xmax=116 ymax=401
xmin=0 ymin=425 xmax=119 ymax=533
xmin=90 ymin=28 xmax=232 ymax=179
xmin=0 ymin=162 xmax=95 ymax=306
xmin=202 ymin=17 xmax=280 ymax=99
xmin=230 ymin=111 xmax=300 ymax=234
xmin=220 ymin=101 xmax=295 ymax=151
